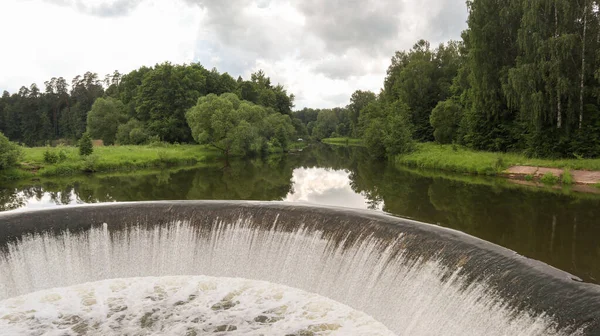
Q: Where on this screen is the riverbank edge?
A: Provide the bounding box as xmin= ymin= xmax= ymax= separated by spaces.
xmin=321 ymin=139 xmax=600 ymax=188
xmin=2 ymin=143 xmax=309 ymax=181
xmin=395 ymin=143 xmax=600 ymax=187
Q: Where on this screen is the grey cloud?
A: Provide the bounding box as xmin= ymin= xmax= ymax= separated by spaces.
xmin=296 ymin=0 xmax=403 ymax=56
xmin=313 ymin=57 xmax=368 ymax=80
xmin=426 ymin=0 xmax=469 ymax=43
xmin=186 ymin=0 xmax=302 ymax=60
xmin=193 ymin=40 xmax=252 ymax=78
xmin=44 ymin=0 xmax=143 ymax=17
xmin=184 ymin=0 xmax=404 ymax=82
xmin=315 ymin=92 xmax=350 ymax=109
xmin=43 ymin=0 xmax=466 ymax=100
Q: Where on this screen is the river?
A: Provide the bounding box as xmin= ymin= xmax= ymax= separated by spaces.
xmin=1 ymin=144 xmax=599 ymax=284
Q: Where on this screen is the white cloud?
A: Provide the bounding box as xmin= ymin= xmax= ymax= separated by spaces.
xmin=0 ymin=0 xmax=202 ymax=90
xmin=0 ymin=0 xmax=468 ymax=108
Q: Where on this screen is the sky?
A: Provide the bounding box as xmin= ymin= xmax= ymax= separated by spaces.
xmin=0 ymin=0 xmax=468 ymax=109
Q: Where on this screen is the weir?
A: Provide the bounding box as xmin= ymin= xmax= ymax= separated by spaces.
xmin=0 ymin=201 xmax=598 ymax=335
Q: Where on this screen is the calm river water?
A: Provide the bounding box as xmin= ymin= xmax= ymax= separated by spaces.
xmin=1 ymin=144 xmax=599 ymax=284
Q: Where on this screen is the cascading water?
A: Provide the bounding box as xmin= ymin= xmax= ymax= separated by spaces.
xmin=0 ymin=201 xmax=598 ymax=335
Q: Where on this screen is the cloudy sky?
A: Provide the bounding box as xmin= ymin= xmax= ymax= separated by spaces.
xmin=0 ymin=0 xmax=467 ymax=108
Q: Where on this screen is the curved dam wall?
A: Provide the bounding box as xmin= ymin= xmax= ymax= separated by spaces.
xmin=0 ymin=201 xmax=598 ymax=335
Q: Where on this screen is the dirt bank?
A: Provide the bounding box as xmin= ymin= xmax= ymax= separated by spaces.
xmin=505 ymin=166 xmax=600 ymax=185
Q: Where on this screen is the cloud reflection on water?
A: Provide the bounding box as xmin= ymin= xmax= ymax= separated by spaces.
xmin=284 ymin=167 xmax=383 ymax=211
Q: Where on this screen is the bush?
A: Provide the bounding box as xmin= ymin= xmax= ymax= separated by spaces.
xmin=540 ymin=172 xmax=559 ymax=185
xmin=58 ymin=148 xmax=68 ymax=162
xmin=0 ymin=132 xmax=22 ymax=169
xmin=81 ymin=154 xmax=98 ymax=172
xmin=78 ymin=133 xmax=94 ymax=156
xmin=43 ymin=146 xmax=69 ymax=164
xmin=117 ymin=119 xmax=149 ymax=145
xmin=562 ymin=169 xmax=574 ymax=185
xmin=43 ymin=147 xmax=59 ymax=164
xmin=130 ymin=128 xmax=149 ymax=145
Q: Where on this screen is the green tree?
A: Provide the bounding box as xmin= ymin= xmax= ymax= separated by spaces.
xmin=384 ymin=101 xmax=415 ymax=155
xmin=78 ymin=133 xmax=93 ymax=156
xmin=462 ymin=0 xmax=522 ymax=151
xmin=135 ymin=62 xmax=206 ymax=143
xmin=186 ymin=93 xmax=294 ymax=156
xmin=65 ymin=72 xmax=105 ymax=139
xmin=87 ymin=97 xmax=127 ymax=145
xmin=119 ymin=66 xmax=152 ymax=118
xmin=311 ymin=110 xmax=339 ymax=140
xmin=186 ymin=94 xmax=251 ymax=156
xmin=19 ymin=84 xmax=52 ymax=146
xmin=361 ymin=100 xmax=389 ymax=158
xmin=116 ymin=119 xmax=148 ymax=145
xmin=348 ymin=90 xmax=377 ymax=136
xmin=292 ymin=118 xmax=308 ymax=138
xmin=0 ymin=132 xmax=22 ymax=169
xmin=263 ymin=113 xmax=296 ymax=151
xmin=361 ymin=100 xmax=414 ymax=158
xmin=383 ymin=40 xmax=461 ymax=142
xmin=431 ymin=99 xmax=462 ymax=144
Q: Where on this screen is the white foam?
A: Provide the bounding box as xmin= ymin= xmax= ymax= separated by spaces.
xmin=0 ymin=276 xmax=393 ymax=336
xmin=0 ymin=220 xmax=586 ymax=335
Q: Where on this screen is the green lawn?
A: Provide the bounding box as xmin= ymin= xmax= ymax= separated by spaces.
xmin=396 ymin=143 xmax=600 ymax=175
xmin=18 ymin=144 xmax=220 ymax=178
xmin=322 ymin=138 xmax=364 ymax=146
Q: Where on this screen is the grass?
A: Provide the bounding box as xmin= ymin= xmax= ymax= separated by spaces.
xmin=540 ymin=172 xmax=559 ymax=185
xmin=396 ymin=143 xmax=600 ymax=176
xmin=5 ymin=141 xmax=309 ymax=180
xmin=322 ymin=138 xmax=364 ymax=146
xmin=17 ymin=144 xmax=220 ymax=178
xmin=562 ymin=169 xmax=574 ymax=185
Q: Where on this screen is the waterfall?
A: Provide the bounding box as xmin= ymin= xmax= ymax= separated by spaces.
xmin=0 ymin=201 xmax=598 ymax=335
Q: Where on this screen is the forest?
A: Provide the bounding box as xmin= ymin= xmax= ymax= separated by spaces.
xmin=0 ymin=64 xmax=298 ymax=154
xmin=2 ymin=0 xmax=600 ymax=164
xmin=299 ymin=0 xmax=600 ymax=159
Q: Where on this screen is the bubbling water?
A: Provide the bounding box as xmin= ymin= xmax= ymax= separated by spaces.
xmin=0 ymin=276 xmax=394 ymax=336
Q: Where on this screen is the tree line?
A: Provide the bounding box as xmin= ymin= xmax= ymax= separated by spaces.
xmin=0 ymin=63 xmax=297 ymax=152
xmin=298 ymin=0 xmax=600 ymax=159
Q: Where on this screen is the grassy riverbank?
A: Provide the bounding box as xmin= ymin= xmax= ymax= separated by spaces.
xmin=321 ymin=138 xmax=364 ymax=146
xmin=9 ymin=145 xmax=221 ymax=179
xmin=2 ymin=141 xmax=310 ymax=180
xmin=396 ymin=143 xmax=600 ymax=175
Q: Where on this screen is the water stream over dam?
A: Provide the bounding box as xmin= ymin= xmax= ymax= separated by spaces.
xmin=0 ymin=202 xmax=598 ymax=335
